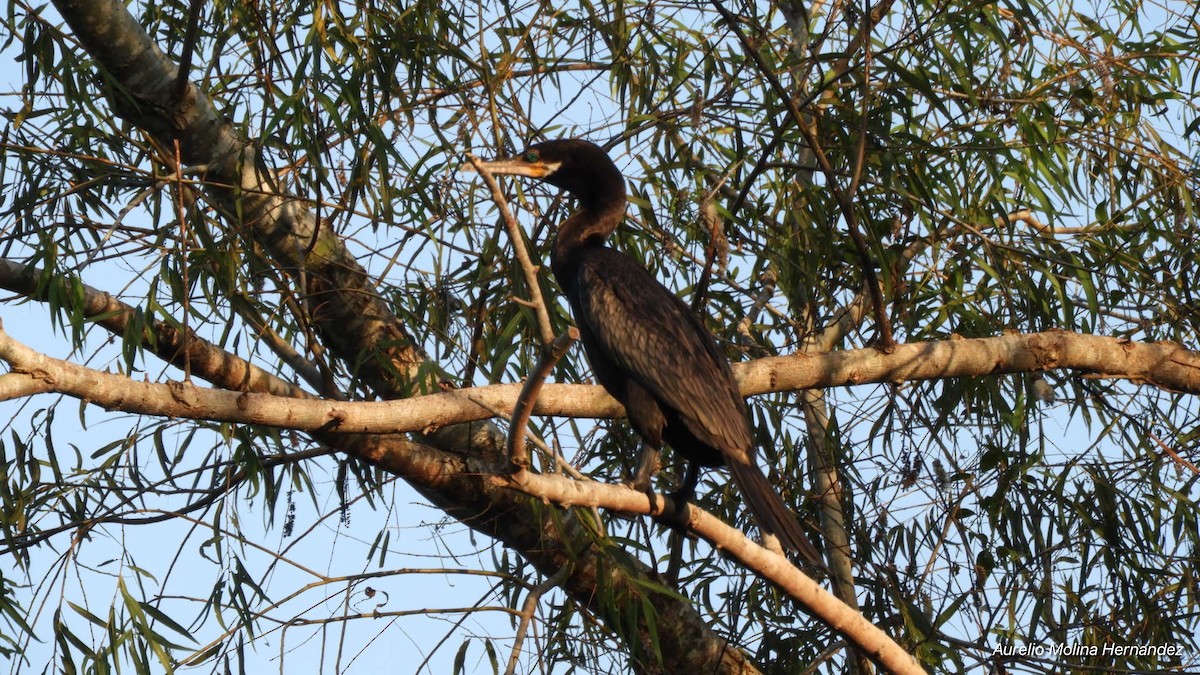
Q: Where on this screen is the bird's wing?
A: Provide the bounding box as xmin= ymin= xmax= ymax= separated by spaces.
xmin=571 ymin=248 xmax=753 ymax=455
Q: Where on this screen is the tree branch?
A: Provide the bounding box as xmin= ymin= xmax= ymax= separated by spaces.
xmin=502 ymin=471 xmax=925 ymax=675
xmin=3 ymin=321 xmax=1197 ymax=436
xmin=0 ymin=258 xmax=311 ymax=399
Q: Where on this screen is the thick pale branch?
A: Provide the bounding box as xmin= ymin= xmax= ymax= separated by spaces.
xmin=504 ymin=471 xmax=925 ymax=675
xmin=3 ymin=326 xmax=1194 ymax=434
xmin=742 ymin=330 xmax=1200 ymax=395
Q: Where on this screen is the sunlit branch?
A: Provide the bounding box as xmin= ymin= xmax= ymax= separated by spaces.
xmin=501 ymin=470 xmax=926 ymax=675
xmin=3 ymin=320 xmax=1198 ymax=435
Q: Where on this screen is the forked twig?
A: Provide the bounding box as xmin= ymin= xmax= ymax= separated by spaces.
xmin=503 ymin=564 xmax=571 ymax=675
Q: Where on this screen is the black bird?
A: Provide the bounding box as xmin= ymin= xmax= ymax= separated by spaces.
xmin=471 ymin=139 xmax=822 ymax=567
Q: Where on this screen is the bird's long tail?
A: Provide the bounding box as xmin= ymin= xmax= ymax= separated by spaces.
xmin=728 ymin=461 xmax=824 ymax=569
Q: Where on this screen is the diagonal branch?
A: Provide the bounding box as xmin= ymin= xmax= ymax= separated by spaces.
xmin=504 ymin=470 xmax=924 ymax=674
xmin=51 ymin=0 xmax=428 ymax=397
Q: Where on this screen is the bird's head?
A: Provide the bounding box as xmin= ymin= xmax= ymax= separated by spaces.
xmin=464 ymin=139 xmax=625 ymax=211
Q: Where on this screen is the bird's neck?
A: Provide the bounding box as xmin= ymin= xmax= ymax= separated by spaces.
xmin=551 ymin=190 xmax=627 ymax=265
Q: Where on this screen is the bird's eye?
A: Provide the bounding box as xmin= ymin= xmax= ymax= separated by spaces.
xmin=523 ymin=150 xmax=540 ymax=163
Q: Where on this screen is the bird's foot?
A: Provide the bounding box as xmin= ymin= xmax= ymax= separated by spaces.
xmin=658 ymin=485 xmax=692 ymax=531
xmin=662 ymin=491 xmax=692 ymax=587
xmin=623 ymin=446 xmax=660 ymax=494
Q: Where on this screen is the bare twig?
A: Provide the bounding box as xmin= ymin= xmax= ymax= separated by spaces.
xmin=504 ymin=565 xmax=571 ymax=675
xmin=689 ymin=169 xmax=735 ymax=313
xmin=173 ymin=138 xmax=192 ymax=382
xmin=992 ymin=208 xmax=1129 ymax=235
xmin=736 ymin=264 xmax=779 ymax=345
xmin=1149 ymin=432 xmax=1200 ymax=475
xmin=173 ymin=0 xmax=205 ymax=101
xmin=507 ymin=328 xmax=579 ymax=470
xmin=454 ymin=386 xmax=591 ymax=481
xmin=465 ymin=154 xmax=557 ymax=346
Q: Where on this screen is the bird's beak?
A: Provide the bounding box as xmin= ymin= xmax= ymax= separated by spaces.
xmin=460 ymin=155 xmax=560 ymax=178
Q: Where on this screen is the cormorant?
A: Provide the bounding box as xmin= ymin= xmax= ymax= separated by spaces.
xmin=470 ymin=139 xmax=822 ymax=567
